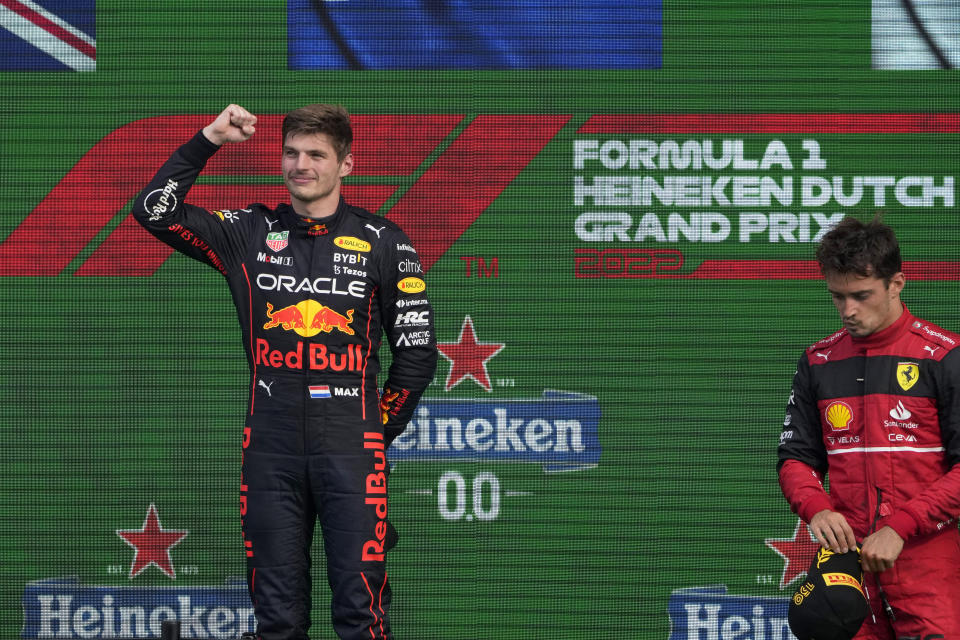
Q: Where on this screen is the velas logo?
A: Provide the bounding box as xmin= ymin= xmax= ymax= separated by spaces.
xmin=897 ymin=362 xmax=920 ymax=391
xmin=437 ymin=316 xmax=504 ymax=392
xmin=765 ymin=518 xmax=820 ymax=590
xmin=265 ymin=230 xmax=289 ymax=252
xmin=115 ymin=504 xmax=188 ymax=579
xmin=263 ymin=301 xmax=355 ymax=337
xmin=824 ymin=401 xmax=853 ymax=431
xmin=334 ymin=236 xmax=371 ymax=252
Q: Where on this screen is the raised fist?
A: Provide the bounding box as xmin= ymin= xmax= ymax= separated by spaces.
xmin=202 ymin=104 xmax=257 ymax=146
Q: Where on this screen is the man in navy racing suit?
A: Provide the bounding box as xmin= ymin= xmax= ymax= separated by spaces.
xmin=132 ymin=103 xmax=437 ymax=640
xmin=778 ymin=217 xmax=960 ymax=639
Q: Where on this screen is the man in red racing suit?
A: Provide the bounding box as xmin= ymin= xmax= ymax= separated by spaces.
xmin=778 ymin=217 xmax=960 ymax=639
xmin=132 ymin=104 xmax=437 ymax=639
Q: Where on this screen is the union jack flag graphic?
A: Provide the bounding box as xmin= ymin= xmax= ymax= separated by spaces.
xmin=0 ymin=0 xmax=95 ymax=71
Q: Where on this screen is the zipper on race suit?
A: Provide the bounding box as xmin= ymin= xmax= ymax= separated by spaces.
xmin=869 ymin=487 xmax=897 ymax=623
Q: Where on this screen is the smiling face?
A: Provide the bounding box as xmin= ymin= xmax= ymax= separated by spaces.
xmin=825 ymin=270 xmax=905 ymax=337
xmin=281 ymin=132 xmax=353 ymax=216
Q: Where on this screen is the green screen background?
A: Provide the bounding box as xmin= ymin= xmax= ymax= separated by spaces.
xmin=2 ymin=1 xmax=958 ymax=638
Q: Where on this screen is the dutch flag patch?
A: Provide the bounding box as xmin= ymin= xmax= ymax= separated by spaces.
xmin=308 ymin=385 xmax=331 ymax=399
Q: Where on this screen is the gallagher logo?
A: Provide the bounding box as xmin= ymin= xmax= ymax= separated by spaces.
xmin=0 ymin=114 xmax=568 ymax=276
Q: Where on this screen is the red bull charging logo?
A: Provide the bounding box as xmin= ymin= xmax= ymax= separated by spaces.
xmin=263 ymin=300 xmax=355 ymax=337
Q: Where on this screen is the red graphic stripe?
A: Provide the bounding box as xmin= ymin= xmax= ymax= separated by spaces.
xmin=361 ymin=290 xmax=376 ymax=421
xmin=388 ymin=114 xmax=571 ymax=271
xmin=360 ymin=571 xmax=383 ymax=639
xmin=578 ymin=114 xmax=960 ymax=134
xmin=75 ymin=184 xmax=397 ymax=276
xmin=0 ymin=115 xmax=455 ymax=276
xmin=377 ymin=572 xmax=388 ymax=622
xmin=685 ymin=260 xmax=960 ymax=280
xmin=243 ymin=265 xmax=256 ymax=415
xmin=0 ymin=0 xmax=95 ymax=59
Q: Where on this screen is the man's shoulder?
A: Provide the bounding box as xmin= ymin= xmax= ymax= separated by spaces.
xmin=805 ymin=327 xmax=849 ymax=355
xmin=210 ymin=203 xmax=276 ymax=228
xmin=907 ymin=316 xmax=960 ymax=352
xmin=342 ymin=203 xmax=411 ymax=240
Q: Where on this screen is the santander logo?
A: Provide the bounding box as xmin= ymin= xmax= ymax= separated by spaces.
xmin=889 ymin=401 xmax=912 ymax=421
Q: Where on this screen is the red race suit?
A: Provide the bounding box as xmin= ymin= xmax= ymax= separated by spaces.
xmin=778 ymin=307 xmax=960 ymax=639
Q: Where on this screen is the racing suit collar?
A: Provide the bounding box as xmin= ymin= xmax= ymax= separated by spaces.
xmin=849 ymin=304 xmax=912 ymax=348
xmin=287 ymin=196 xmax=346 ymax=237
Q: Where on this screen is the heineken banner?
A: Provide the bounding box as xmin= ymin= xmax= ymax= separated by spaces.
xmin=1 ymin=1 xmax=958 ymax=638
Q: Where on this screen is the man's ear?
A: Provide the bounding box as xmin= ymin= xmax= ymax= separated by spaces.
xmin=339 ymin=153 xmax=354 ymax=178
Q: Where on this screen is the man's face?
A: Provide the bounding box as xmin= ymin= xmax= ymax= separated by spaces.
xmin=825 ymin=270 xmax=905 ymax=337
xmin=282 ymin=132 xmax=353 ymax=208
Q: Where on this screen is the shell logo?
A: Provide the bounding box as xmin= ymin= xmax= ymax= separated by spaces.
xmin=824 ymin=401 xmax=853 ymax=431
xmin=398 ymin=277 xmax=426 ymax=293
xmin=334 ymin=236 xmax=371 ymax=252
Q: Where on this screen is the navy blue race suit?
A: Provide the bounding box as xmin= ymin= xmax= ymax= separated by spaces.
xmin=133 ymin=130 xmax=437 ymax=640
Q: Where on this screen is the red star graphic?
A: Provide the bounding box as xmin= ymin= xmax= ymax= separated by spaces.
xmin=437 ymin=316 xmax=505 ymax=392
xmin=765 ymin=518 xmax=821 ymax=590
xmin=116 ymin=504 xmax=188 ymax=579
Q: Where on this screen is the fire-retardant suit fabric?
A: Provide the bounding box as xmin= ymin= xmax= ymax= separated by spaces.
xmin=133 ymin=131 xmax=438 ymax=639
xmin=778 ymin=307 xmax=960 ymax=639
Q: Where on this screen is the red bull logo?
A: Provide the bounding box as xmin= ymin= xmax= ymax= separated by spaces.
xmin=263 ymin=300 xmax=355 ymax=337
xmin=254 ymin=339 xmax=364 ymax=372
xmin=362 ymin=431 xmax=388 ymax=562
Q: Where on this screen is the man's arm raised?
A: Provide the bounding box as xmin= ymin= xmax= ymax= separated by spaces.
xmin=202 ymin=104 xmax=257 ymax=146
xmin=131 ymin=104 xmax=257 ymax=273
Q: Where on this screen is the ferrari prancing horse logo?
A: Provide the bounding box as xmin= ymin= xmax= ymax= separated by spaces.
xmin=897 ymin=362 xmax=919 ymax=391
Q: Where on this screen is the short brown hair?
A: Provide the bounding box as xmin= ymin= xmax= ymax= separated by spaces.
xmin=282 ymin=104 xmax=353 ymax=161
xmin=816 ymin=215 xmax=902 ymax=282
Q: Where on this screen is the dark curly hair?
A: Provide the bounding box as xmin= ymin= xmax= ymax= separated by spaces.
xmin=816 ymin=215 xmax=902 ymax=283
xmin=282 ymin=104 xmax=352 ymax=162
